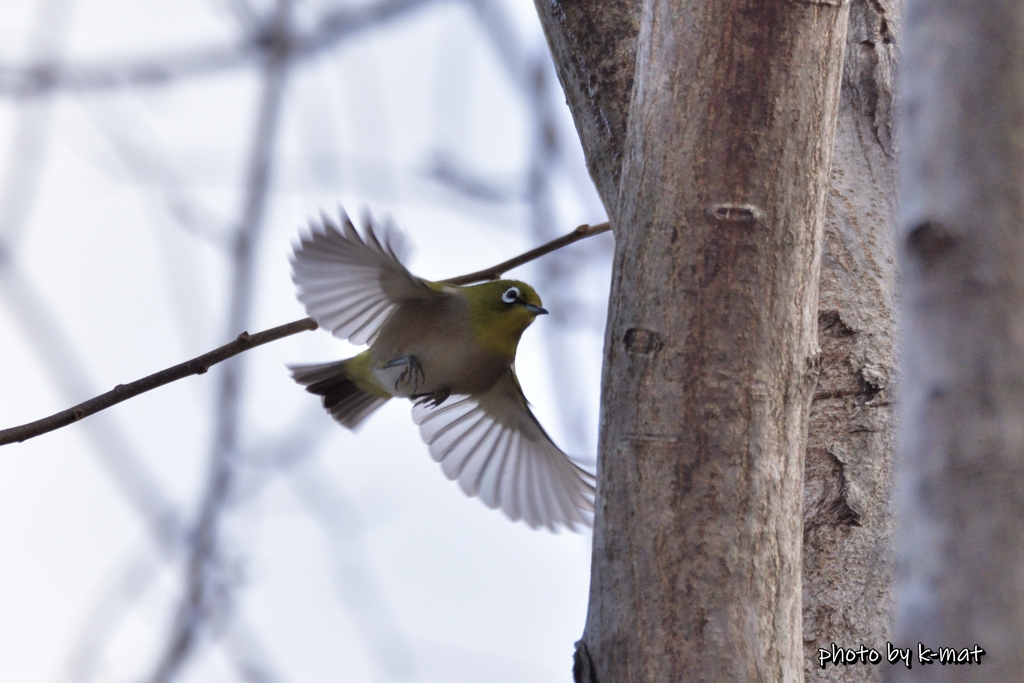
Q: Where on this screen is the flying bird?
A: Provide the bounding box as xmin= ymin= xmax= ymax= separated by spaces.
xmin=289 ymin=211 xmax=595 ymax=531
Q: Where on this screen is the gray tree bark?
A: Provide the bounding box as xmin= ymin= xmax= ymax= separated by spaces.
xmin=803 ymin=3 xmax=899 ymax=681
xmin=537 ymin=0 xmax=849 ymax=680
xmin=535 ymin=1 xmax=899 ymax=681
xmin=892 ymin=1 xmax=1024 ymax=681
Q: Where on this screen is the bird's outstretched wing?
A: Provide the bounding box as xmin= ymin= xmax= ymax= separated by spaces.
xmin=412 ymin=369 xmax=596 ymax=532
xmin=291 ymin=210 xmax=441 ymax=345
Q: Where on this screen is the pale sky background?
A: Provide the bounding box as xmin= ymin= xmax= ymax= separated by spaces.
xmin=0 ymin=0 xmax=611 ymax=681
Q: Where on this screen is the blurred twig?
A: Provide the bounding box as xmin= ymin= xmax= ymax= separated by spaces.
xmin=523 ymin=56 xmax=597 ymax=451
xmin=0 ymin=0 xmax=441 ymax=98
xmin=81 ymin=100 xmax=233 ymax=248
xmin=288 ymin=458 xmax=417 ymax=681
xmin=466 ymin=0 xmax=607 ymax=450
xmin=62 ymin=546 xmax=161 ymax=683
xmin=427 ymin=152 xmax=522 ymax=204
xmin=0 ymin=0 xmax=75 ymax=247
xmin=0 ymin=258 xmax=183 ymax=542
xmin=148 ymin=1 xmax=293 ymax=672
xmin=221 ymin=621 xmax=289 ymax=683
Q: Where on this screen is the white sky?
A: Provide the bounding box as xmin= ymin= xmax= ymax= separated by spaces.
xmin=0 ymin=0 xmax=611 ymax=681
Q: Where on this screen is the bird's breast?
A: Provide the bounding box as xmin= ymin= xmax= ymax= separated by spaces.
xmin=369 ymin=298 xmax=513 ymax=397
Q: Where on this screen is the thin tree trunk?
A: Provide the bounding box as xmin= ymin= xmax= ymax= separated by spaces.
xmin=892 ymin=1 xmax=1024 ymax=681
xmin=537 ymin=0 xmax=899 ymax=681
xmin=803 ymin=3 xmax=899 ymax=681
xmin=540 ymin=0 xmax=849 ymax=680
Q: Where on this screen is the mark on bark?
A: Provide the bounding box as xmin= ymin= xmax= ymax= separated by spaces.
xmin=858 ymin=364 xmax=884 ymax=400
xmin=624 ymin=327 xmax=662 ymax=356
xmin=813 ymin=311 xmax=857 ymax=400
xmin=705 ymin=203 xmax=763 ymax=224
xmin=906 ymin=220 xmax=956 ymax=263
xmin=849 ymin=0 xmax=898 ymax=156
xmin=805 ymin=348 xmax=823 ymax=391
xmin=805 ymin=308 xmax=877 ymax=530
xmin=827 ymin=449 xmax=862 ymax=526
xmin=805 ymin=446 xmax=863 ymax=528
xmin=820 ymin=309 xmax=855 ymax=338
xmin=573 ymin=639 xmax=597 ymax=683
xmin=625 ymin=433 xmax=679 ymax=443
xmin=813 ymin=310 xmax=888 ymax=403
xmin=867 ymin=0 xmax=894 ymax=45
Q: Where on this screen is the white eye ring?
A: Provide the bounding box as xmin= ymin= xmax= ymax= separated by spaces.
xmin=501 ymin=286 xmax=520 ymax=304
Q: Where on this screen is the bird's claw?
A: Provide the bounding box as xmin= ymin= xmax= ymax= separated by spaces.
xmin=386 ymin=356 xmax=426 ymax=394
xmin=414 ymin=388 xmax=450 ymax=409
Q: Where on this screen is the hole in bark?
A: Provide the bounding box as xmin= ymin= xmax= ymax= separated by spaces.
xmin=814 ymin=310 xmax=888 ymax=404
xmin=805 ymin=449 xmax=863 ymax=529
xmin=858 ymin=373 xmax=882 ymax=400
xmin=624 ymin=327 xmax=662 ymax=356
xmin=906 ymin=220 xmax=956 ymax=261
xmin=829 ymin=496 xmax=862 ymax=527
xmin=819 ymin=310 xmax=855 ymax=338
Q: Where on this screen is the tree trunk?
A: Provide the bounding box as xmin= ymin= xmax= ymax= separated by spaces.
xmin=537 ymin=0 xmax=849 ymax=681
xmin=892 ymin=2 xmax=1024 ymax=681
xmin=802 ymin=3 xmax=899 ymax=681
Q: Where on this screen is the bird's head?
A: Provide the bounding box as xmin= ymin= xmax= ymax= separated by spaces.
xmin=465 ymin=279 xmax=548 ymax=359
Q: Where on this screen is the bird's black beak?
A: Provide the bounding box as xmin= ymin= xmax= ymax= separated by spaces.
xmin=524 ymin=304 xmax=548 ymax=315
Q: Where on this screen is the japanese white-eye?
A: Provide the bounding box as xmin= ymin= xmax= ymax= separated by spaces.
xmin=289 ymin=211 xmax=595 ymax=531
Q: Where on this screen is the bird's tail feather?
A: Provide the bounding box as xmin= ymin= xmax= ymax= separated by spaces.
xmin=290 ymin=360 xmax=388 ymax=430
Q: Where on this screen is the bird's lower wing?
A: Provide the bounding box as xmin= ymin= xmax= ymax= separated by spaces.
xmin=411 ymin=370 xmax=595 ymax=532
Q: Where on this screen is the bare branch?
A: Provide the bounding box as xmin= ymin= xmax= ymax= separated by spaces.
xmin=0 ymin=317 xmax=318 ymax=446
xmin=0 ymin=220 xmax=609 ymax=447
xmin=442 ymin=221 xmax=610 ymax=285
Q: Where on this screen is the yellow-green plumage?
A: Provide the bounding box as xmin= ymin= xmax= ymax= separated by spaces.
xmin=288 ymin=211 xmax=594 ymax=531
xmin=467 ymin=281 xmax=545 ymax=360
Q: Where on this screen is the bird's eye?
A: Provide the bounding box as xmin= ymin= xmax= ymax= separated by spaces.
xmin=501 ymin=286 xmax=520 ymax=304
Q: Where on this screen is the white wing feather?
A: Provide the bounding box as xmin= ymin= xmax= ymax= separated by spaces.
xmin=412 ymin=374 xmax=596 ymax=532
xmin=291 ymin=211 xmax=436 ymax=346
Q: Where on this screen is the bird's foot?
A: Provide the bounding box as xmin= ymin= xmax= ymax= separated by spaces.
xmin=385 ymin=356 xmax=426 ymax=394
xmin=414 ymin=388 xmax=450 ymax=409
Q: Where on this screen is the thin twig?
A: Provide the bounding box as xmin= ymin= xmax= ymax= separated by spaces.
xmin=0 ymin=318 xmax=317 ymax=446
xmin=442 ymin=221 xmax=610 ymax=285
xmin=0 ymin=220 xmax=610 ymax=447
